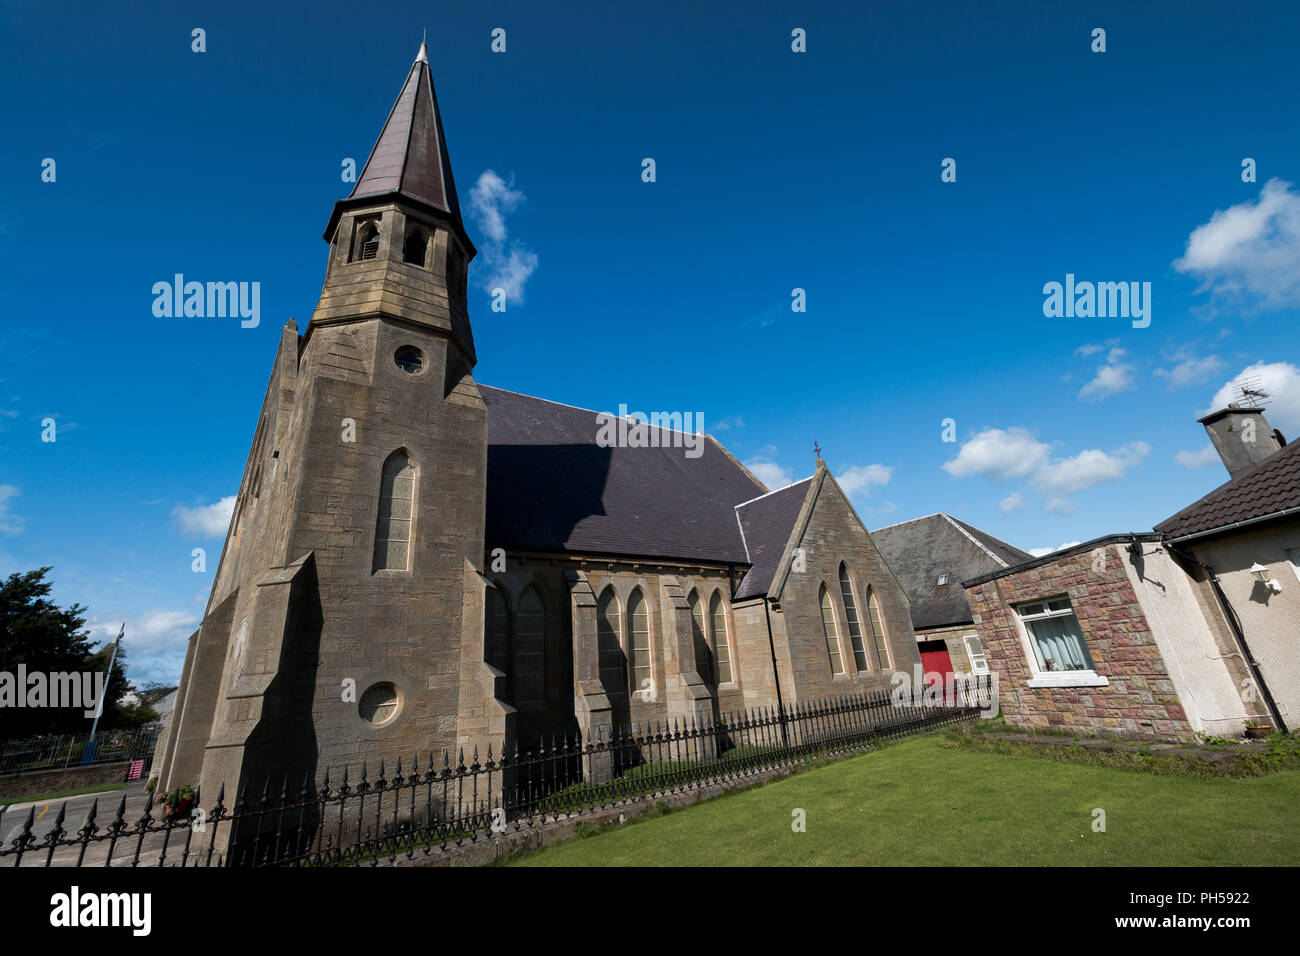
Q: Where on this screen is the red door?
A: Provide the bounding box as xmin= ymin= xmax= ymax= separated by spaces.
xmin=918 ymin=642 xmax=955 ymax=702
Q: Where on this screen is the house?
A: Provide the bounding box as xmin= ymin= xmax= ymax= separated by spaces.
xmin=154 ymin=43 xmax=922 ymax=803
xmin=962 ymin=402 xmax=1298 ymax=743
xmin=871 ymin=513 xmax=1032 ymax=682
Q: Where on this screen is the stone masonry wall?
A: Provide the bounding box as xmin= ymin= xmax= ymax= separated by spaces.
xmin=965 ymin=544 xmax=1197 ymax=744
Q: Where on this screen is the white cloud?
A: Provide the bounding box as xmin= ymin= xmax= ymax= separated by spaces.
xmin=173 ymin=496 xmax=235 ymax=538
xmin=1175 ymin=444 xmax=1221 ymax=470
xmin=1075 ymin=339 xmax=1119 ymax=357
xmin=469 ymin=170 xmax=539 ymax=305
xmin=744 ymin=458 xmax=792 ymax=490
xmin=999 ymin=491 xmax=1026 ymax=515
xmin=0 ymin=485 xmax=22 ymax=534
xmin=941 ymin=427 xmax=1051 ymax=481
xmin=1028 ymin=541 xmax=1082 ymax=558
xmin=943 ymin=429 xmax=1148 ymax=514
xmin=1174 ymin=178 xmax=1300 ymax=310
xmin=1205 ymin=361 xmax=1300 ymax=437
xmin=1079 ymin=347 xmax=1135 ymax=402
xmin=1032 ymin=442 xmax=1150 ymax=496
xmin=1156 ymin=352 xmax=1225 ymax=389
xmin=836 ymin=463 xmax=892 ymax=496
xmin=89 ymin=608 xmax=201 ymax=686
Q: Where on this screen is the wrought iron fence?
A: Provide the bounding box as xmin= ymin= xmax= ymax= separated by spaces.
xmin=0 ymin=727 xmax=160 ymax=775
xmin=1 ymin=679 xmax=991 ymax=868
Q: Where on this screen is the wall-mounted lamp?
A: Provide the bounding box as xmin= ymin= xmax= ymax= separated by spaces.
xmin=1250 ymin=562 xmax=1283 ymax=594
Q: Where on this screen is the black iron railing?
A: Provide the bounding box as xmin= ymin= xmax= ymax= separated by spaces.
xmin=0 ymin=679 xmax=992 ymax=867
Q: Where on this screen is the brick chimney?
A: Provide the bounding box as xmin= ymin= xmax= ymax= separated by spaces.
xmin=1198 ymin=404 xmax=1286 ymax=479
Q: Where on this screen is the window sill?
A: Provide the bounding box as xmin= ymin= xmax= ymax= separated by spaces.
xmin=1027 ymin=672 xmax=1108 ymax=688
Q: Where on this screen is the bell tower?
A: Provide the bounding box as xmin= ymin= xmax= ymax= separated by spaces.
xmin=165 ymin=43 xmax=509 ymax=817
xmin=313 ymin=40 xmax=477 ymax=372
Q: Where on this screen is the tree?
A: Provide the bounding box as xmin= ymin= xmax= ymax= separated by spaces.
xmin=0 ymin=568 xmax=152 ymax=736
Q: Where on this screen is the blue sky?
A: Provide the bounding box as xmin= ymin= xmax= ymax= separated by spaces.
xmin=3 ymin=0 xmax=1299 ymax=684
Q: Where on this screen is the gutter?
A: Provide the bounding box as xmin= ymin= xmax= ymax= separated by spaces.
xmin=1162 ymin=504 xmax=1300 ymax=544
xmin=1161 ymin=540 xmax=1288 ymax=733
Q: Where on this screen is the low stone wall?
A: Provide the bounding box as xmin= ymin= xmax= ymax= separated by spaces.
xmin=374 ymin=760 xmax=799 ymax=867
xmin=0 ymin=762 xmax=131 ymax=802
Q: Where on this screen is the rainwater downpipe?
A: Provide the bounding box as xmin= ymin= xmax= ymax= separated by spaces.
xmin=1163 ymin=539 xmax=1287 ymax=733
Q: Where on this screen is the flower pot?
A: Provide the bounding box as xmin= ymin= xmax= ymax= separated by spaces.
xmin=1244 ymin=725 xmax=1271 ymax=740
xmin=164 ymin=797 xmax=193 ymax=819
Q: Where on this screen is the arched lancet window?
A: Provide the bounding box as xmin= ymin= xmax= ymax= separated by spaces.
xmin=628 ymin=588 xmax=652 ymax=698
xmin=709 ymin=591 xmax=732 ymax=684
xmin=867 ymin=586 xmax=891 ymax=668
xmin=514 ymin=587 xmax=545 ymax=708
xmin=485 ymin=587 xmax=509 ymax=678
xmin=820 ymin=583 xmax=843 ymax=675
xmin=596 ymin=588 xmax=625 ymax=695
xmin=372 ymin=450 xmax=415 ymax=572
xmin=840 ymin=564 xmax=871 ymax=671
xmin=689 ymin=589 xmax=712 ymax=685
xmin=357 ymin=221 xmax=380 ymax=260
xmin=402 ymin=229 xmax=427 ymax=266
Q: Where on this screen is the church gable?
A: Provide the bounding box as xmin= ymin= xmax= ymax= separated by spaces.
xmin=762 ymin=466 xmax=921 ymax=700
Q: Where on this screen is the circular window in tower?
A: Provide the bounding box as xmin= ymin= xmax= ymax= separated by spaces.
xmin=394 ymin=346 xmax=425 ymax=375
xmin=358 ymin=682 xmax=401 ymax=726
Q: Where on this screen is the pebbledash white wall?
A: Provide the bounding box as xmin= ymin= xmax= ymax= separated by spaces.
xmin=1122 ymin=547 xmax=1255 ymax=738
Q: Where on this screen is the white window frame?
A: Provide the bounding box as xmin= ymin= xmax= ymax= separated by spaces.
xmin=1014 ymin=596 xmax=1108 ymax=688
xmin=962 ymin=633 xmax=989 ymax=674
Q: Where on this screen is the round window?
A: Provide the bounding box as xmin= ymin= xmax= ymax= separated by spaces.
xmin=358 ymin=682 xmax=401 ymax=726
xmin=394 ymin=346 xmax=424 ymax=374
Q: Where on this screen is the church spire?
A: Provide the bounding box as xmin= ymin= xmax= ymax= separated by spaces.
xmin=324 ymin=42 xmax=468 ymax=248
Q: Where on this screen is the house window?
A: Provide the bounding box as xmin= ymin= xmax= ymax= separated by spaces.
xmin=1017 ymin=598 xmax=1095 ymax=673
xmin=839 ymin=564 xmax=871 ymax=671
xmin=597 ymin=588 xmax=625 ymax=695
xmin=866 ymin=587 xmax=891 ymax=668
xmin=628 ymin=588 xmax=652 ymax=699
xmin=372 ymin=450 xmax=415 ymax=572
xmin=937 ymin=573 xmax=950 ymax=586
xmin=485 ymin=587 xmax=509 ymax=677
xmin=820 ymin=584 xmax=844 ymax=675
xmin=963 ymin=634 xmax=989 ymax=674
xmin=709 ymin=591 xmax=732 ymax=684
xmin=689 ymin=589 xmax=713 ymax=684
xmin=514 ymin=587 xmax=545 ymax=708
xmin=1287 ymin=548 xmax=1300 ymax=586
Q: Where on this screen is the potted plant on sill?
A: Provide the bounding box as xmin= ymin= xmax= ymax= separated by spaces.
xmin=163 ymin=784 xmax=195 ymax=819
xmin=1243 ymin=722 xmax=1272 ymax=740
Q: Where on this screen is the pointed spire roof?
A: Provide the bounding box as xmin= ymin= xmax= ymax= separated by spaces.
xmin=325 ymin=42 xmax=470 ymax=247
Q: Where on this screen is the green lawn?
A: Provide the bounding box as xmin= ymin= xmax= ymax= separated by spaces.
xmin=509 ymin=735 xmax=1300 ymax=866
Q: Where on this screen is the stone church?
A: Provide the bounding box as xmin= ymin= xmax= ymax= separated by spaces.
xmin=155 ymin=44 xmax=921 ymax=802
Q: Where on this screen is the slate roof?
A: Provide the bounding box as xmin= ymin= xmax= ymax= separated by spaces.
xmin=733 ymin=478 xmax=815 ymax=600
xmin=480 ymin=385 xmax=765 ymax=563
xmin=1155 ymin=436 xmax=1300 ymax=540
xmin=870 ymin=513 xmax=1033 ymax=630
xmin=325 ymin=43 xmax=465 ymax=242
